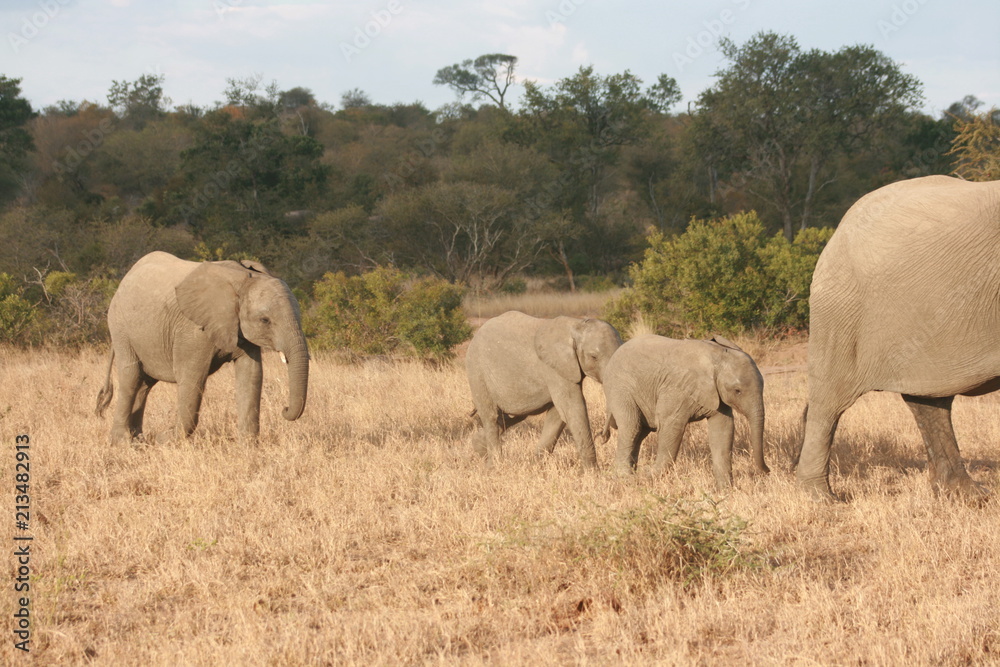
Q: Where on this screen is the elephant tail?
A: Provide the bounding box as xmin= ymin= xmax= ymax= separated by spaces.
xmin=790 ymin=403 xmax=808 ymax=470
xmin=95 ymin=348 xmax=115 ymax=418
xmin=598 ymin=412 xmax=616 ymax=444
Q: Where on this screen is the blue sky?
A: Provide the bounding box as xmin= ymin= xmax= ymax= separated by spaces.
xmin=3 ymin=0 xmax=999 ymax=117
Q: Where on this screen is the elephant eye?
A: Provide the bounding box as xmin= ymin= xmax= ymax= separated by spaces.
xmin=260 ymin=316 xmax=271 ymax=325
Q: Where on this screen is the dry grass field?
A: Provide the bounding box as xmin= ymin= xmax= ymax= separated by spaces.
xmin=3 ymin=319 xmax=1000 ymax=664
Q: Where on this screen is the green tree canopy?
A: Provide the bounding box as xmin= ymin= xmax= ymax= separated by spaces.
xmin=107 ymin=73 xmax=170 ymax=129
xmin=0 ymin=76 xmax=35 ymax=205
xmin=692 ymin=32 xmax=923 ymax=240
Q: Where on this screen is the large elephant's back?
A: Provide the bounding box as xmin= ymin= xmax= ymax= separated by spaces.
xmin=810 ymin=176 xmax=1000 ymax=395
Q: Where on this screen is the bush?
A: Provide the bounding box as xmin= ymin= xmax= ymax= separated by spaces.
xmin=948 ymin=107 xmax=1000 ymax=181
xmin=307 ymin=266 xmax=472 ymax=360
xmin=39 ymin=275 xmax=117 ymax=347
xmin=605 ymin=211 xmax=833 ymax=336
xmin=497 ymin=495 xmax=758 ymax=593
xmin=0 ymin=273 xmax=38 ymax=346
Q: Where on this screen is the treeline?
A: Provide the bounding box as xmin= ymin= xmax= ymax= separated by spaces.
xmin=1 ymin=32 xmax=998 ymax=317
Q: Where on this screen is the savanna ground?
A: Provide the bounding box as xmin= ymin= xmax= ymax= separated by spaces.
xmin=2 ymin=290 xmax=1000 ymax=665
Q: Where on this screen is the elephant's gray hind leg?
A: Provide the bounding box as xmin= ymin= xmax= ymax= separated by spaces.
xmin=110 ymin=353 xmax=142 ymax=444
xmin=902 ymin=394 xmax=987 ymax=500
xmin=128 ymin=376 xmax=157 ymax=440
xmin=534 ymin=408 xmax=566 ymax=458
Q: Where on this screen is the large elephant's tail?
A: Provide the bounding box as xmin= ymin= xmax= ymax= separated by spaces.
xmin=790 ymin=403 xmax=808 ymax=470
xmin=95 ymin=348 xmax=115 ymax=418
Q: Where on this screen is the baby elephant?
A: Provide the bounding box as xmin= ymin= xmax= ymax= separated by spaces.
xmin=466 ymin=311 xmax=622 ymax=468
xmin=602 ymin=334 xmax=768 ymax=489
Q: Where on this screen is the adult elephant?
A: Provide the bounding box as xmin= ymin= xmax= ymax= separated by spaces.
xmin=601 ymin=335 xmax=768 ymax=489
xmin=797 ymin=175 xmax=1000 ymax=500
xmin=466 ymin=311 xmax=622 ymax=468
xmin=96 ymin=251 xmax=309 ymax=443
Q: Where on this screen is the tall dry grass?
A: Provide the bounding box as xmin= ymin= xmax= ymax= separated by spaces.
xmin=1 ymin=343 xmax=999 ymax=664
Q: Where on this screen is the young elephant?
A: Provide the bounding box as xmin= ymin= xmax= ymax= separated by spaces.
xmin=466 ymin=311 xmax=622 ymax=468
xmin=602 ymin=334 xmax=768 ymax=489
xmin=96 ymin=251 xmax=309 ymax=443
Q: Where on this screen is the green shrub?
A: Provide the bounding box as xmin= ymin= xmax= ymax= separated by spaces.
xmin=498 ymin=495 xmax=758 ymax=592
xmin=307 ymin=266 xmax=472 ymax=360
xmin=0 ymin=273 xmax=38 ymax=346
xmin=605 ymin=211 xmax=833 ymax=336
xmin=43 ymin=271 xmax=77 ymax=298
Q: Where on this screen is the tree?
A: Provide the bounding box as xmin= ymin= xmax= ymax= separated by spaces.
xmin=375 ymin=181 xmax=543 ymax=287
xmin=107 ymin=73 xmax=170 ymax=129
xmin=170 ymin=105 xmax=328 ymax=250
xmin=433 ymin=54 xmax=518 ymax=111
xmin=0 ymin=76 xmax=35 ymax=205
xmin=515 ymin=67 xmax=680 ymax=286
xmin=691 ymin=32 xmax=922 ymax=240
xmin=279 ymin=87 xmax=316 ymax=109
xmin=340 ymin=88 xmax=372 ymax=110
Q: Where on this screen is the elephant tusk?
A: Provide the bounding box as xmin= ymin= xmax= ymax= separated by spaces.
xmin=279 ymin=351 xmax=287 ymax=364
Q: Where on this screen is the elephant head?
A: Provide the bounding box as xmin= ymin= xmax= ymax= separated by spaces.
xmin=535 ymin=316 xmax=623 ymax=384
xmin=708 ymin=336 xmax=768 ymax=474
xmin=175 ymin=260 xmax=309 ymax=421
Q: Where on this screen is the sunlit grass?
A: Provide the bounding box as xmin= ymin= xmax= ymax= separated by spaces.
xmin=1 ymin=341 xmax=999 ymax=664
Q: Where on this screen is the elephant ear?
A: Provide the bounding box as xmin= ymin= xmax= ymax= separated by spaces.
xmin=707 ymin=334 xmax=744 ymax=352
xmin=175 ymin=262 xmax=249 ymax=355
xmin=534 ymin=317 xmax=583 ymax=384
xmin=695 ymin=365 xmax=723 ymax=414
xmin=239 ymin=259 xmax=275 ymax=277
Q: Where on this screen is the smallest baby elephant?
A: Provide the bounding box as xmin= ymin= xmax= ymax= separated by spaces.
xmin=602 ymin=334 xmax=768 ymax=489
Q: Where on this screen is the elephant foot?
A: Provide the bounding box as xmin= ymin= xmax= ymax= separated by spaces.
xmin=932 ymin=472 xmax=990 ymax=505
xmin=798 ymin=476 xmax=839 ymax=503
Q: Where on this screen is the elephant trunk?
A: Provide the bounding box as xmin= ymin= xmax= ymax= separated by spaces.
xmin=280 ymin=331 xmax=309 ymax=421
xmin=748 ymin=404 xmax=768 ymax=474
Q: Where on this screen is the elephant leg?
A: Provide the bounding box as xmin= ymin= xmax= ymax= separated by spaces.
xmin=796 ymin=399 xmax=846 ymax=501
xmin=234 ymin=348 xmax=263 ymax=439
xmin=551 ymin=385 xmax=597 ymax=469
xmin=648 ymin=418 xmax=687 ymax=478
xmin=534 ymin=408 xmax=566 ymax=458
xmin=128 ymin=375 xmax=157 ymax=440
xmin=175 ymin=360 xmax=211 ymax=438
xmin=613 ymin=406 xmax=648 ymax=476
xmin=111 ymin=352 xmax=142 ymax=444
xmin=706 ymin=409 xmax=735 ymax=491
xmin=902 ymin=395 xmax=986 ymax=499
xmin=470 ymin=402 xmax=504 ymax=465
